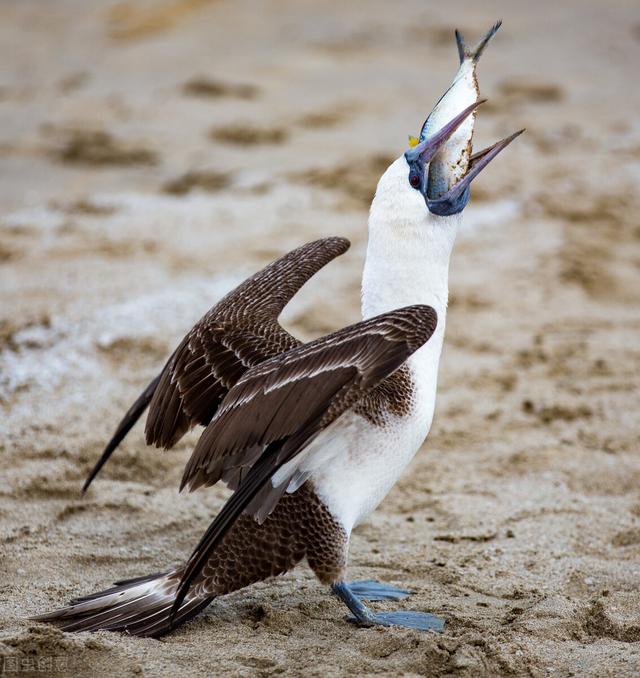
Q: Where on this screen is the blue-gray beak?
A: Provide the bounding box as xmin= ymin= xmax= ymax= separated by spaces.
xmin=405 ymin=102 xmax=524 ymax=216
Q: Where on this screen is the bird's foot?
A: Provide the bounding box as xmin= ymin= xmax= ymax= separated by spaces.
xmin=347 ymin=579 xmax=410 ymax=601
xmin=346 ymin=609 xmax=445 ymax=631
xmin=332 ymin=581 xmax=444 ymax=632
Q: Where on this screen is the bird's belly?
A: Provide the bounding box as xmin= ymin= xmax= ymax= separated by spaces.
xmin=309 ymin=405 xmax=434 ymax=535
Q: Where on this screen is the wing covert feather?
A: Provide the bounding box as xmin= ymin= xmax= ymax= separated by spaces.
xmin=180 ymin=305 xmax=438 ymax=492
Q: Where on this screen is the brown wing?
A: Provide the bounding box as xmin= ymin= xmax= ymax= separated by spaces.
xmin=82 ymin=237 xmax=351 ymax=491
xmin=170 ymin=304 xmax=438 ymax=617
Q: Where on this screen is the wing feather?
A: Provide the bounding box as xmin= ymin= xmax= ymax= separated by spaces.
xmin=83 ymin=237 xmax=350 ymax=490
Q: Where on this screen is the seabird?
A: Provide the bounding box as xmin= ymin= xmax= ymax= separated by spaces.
xmin=34 ymin=23 xmax=522 ymax=637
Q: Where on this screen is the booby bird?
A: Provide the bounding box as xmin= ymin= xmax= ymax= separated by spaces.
xmin=34 ymin=23 xmax=522 ymax=637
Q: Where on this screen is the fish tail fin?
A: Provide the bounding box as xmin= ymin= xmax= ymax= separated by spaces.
xmin=455 ymin=20 xmax=502 ymax=64
xmin=30 ymin=570 xmax=214 ymax=638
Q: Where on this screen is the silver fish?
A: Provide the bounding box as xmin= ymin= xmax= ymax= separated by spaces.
xmin=420 ymin=21 xmax=501 ymax=201
xmin=404 ymin=21 xmax=523 ymax=217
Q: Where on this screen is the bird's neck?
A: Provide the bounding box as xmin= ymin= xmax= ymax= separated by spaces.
xmin=361 ymin=208 xmax=459 ymax=433
xmin=361 ymin=215 xmax=458 ymax=327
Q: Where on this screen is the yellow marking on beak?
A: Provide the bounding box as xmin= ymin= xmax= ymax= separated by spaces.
xmin=408 ymin=135 xmax=420 ymax=148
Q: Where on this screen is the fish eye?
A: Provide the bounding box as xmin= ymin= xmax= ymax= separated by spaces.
xmin=409 ymin=173 xmax=421 ymax=189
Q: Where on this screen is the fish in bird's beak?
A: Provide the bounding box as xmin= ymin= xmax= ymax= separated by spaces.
xmin=404 ymin=21 xmax=524 ymax=216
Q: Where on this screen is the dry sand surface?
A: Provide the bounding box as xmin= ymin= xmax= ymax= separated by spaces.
xmin=1 ymin=1 xmax=640 ymax=676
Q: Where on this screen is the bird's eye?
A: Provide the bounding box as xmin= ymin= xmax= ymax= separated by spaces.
xmin=409 ymin=173 xmax=421 ymax=189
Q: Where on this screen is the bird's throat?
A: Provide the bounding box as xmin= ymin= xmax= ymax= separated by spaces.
xmin=360 ymin=216 xmax=457 ymax=326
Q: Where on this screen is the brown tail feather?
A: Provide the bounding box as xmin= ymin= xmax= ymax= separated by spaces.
xmin=31 ymin=570 xmax=213 ymax=638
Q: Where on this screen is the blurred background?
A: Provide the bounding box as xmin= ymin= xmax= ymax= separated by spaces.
xmin=1 ymin=1 xmax=639 ymax=676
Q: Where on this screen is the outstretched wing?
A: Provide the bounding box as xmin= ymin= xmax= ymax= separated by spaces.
xmin=83 ymin=237 xmax=351 ymax=491
xmin=171 ymin=304 xmax=438 ymax=617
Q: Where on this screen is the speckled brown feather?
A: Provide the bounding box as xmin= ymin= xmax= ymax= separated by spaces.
xmin=33 ymin=483 xmax=347 ymax=637
xmin=180 ymin=306 xmax=438 ymax=493
xmin=355 ymin=364 xmax=414 ymax=425
xmin=145 ymin=236 xmax=351 ymax=449
xmin=83 ymin=237 xmax=350 ymax=489
xmin=195 ymin=482 xmax=348 ymax=594
xmin=85 ymin=237 xmax=426 ymax=494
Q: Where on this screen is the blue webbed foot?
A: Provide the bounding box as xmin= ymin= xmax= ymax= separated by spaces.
xmin=346 ymin=609 xmax=445 ymax=631
xmin=332 ymin=581 xmax=444 ymax=632
xmin=348 ymin=579 xmax=410 ymax=602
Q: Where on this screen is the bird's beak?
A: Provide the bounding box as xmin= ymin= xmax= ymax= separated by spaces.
xmin=405 ymin=101 xmax=524 ymax=217
xmin=425 ymin=128 xmax=525 ymax=216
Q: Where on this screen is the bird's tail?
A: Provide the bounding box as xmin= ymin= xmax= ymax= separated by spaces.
xmin=455 ymin=20 xmax=502 ymax=64
xmin=31 ymin=570 xmax=214 ymax=638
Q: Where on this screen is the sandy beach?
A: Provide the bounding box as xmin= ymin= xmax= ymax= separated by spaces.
xmin=1 ymin=1 xmax=640 ymax=675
